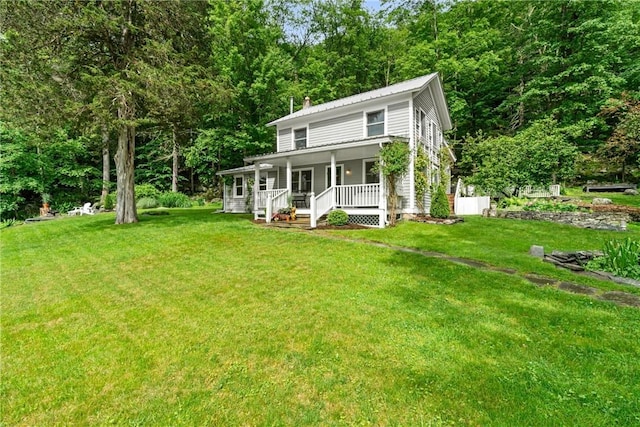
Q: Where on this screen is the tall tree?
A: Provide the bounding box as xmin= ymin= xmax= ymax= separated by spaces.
xmin=1 ymin=0 xmax=212 ymax=223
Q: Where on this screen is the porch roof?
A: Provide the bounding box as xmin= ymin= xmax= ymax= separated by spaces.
xmin=216 ymin=163 xmax=275 ymax=176
xmin=244 ymin=135 xmax=407 ymax=167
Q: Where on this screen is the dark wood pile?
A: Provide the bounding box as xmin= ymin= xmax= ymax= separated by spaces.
xmin=543 ymin=251 xmax=603 ymax=271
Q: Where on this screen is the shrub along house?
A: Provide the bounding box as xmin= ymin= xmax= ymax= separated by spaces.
xmin=217 ymin=73 xmax=454 ymax=228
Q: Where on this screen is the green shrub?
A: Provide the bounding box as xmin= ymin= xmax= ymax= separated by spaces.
xmin=586 ymin=238 xmax=640 ymax=280
xmin=192 ymin=197 xmax=205 ymax=207
xmin=327 ymin=209 xmax=349 ymax=226
xmin=137 ymin=197 xmax=159 ymax=209
xmin=430 ymin=185 xmax=450 ymax=219
xmin=201 ymin=187 xmax=220 ymax=202
xmin=157 ymin=192 xmax=192 ymax=208
xmin=135 ymin=184 xmax=161 ymax=201
xmin=522 ymin=200 xmax=579 ymax=212
xmin=498 ymin=197 xmax=528 ymax=209
xmin=104 ymin=192 xmax=116 ymax=210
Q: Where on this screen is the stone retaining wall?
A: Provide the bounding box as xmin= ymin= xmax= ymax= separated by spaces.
xmin=483 ymin=209 xmax=629 ymax=231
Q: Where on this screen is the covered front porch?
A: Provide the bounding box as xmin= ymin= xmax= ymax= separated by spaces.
xmin=254 ymin=184 xmax=385 ymax=228
xmin=245 ymin=136 xmax=401 ymax=228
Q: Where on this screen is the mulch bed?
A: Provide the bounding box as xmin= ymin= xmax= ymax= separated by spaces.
xmin=314 ymin=223 xmax=369 ymax=230
xmin=410 ymin=215 xmax=464 ymax=225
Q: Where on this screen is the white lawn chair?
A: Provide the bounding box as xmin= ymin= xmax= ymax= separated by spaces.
xmin=68 ymin=202 xmax=95 ymax=216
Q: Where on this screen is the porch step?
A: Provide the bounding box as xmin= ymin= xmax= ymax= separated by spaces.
xmin=447 ymin=194 xmax=455 ymax=213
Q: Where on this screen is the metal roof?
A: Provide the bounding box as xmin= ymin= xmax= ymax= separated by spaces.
xmin=216 ymin=163 xmax=274 ymax=176
xmin=268 ymin=73 xmax=440 ymax=126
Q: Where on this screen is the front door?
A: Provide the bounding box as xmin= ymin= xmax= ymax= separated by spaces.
xmin=325 ymin=164 xmax=343 ymax=189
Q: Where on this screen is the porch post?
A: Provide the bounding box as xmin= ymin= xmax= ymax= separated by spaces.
xmin=378 ymin=143 xmax=387 ymax=227
xmin=222 ymin=182 xmax=227 ymax=212
xmin=286 ymin=158 xmax=292 ymax=195
xmin=266 ymin=195 xmax=272 ymax=224
xmin=310 ymin=191 xmax=316 ymax=228
xmin=254 ymin=163 xmax=260 ymax=220
xmin=330 ymin=151 xmax=336 ymax=207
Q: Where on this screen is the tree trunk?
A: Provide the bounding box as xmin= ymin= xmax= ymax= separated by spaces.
xmin=101 ymin=126 xmax=110 ymax=206
xmin=115 ymin=99 xmax=138 ymax=224
xmin=172 ymin=126 xmax=179 ymax=192
xmin=388 ymin=176 xmax=397 ymax=226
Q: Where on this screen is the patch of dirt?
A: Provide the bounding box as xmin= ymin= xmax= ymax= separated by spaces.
xmin=523 ymin=275 xmax=556 ymax=287
xmin=558 ymin=282 xmax=598 ymax=295
xmin=597 ymin=291 xmax=640 ymax=307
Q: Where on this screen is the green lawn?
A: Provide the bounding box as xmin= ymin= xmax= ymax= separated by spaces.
xmin=2 ymin=208 xmax=639 ymax=425
xmin=330 ymin=216 xmax=640 ymax=295
xmin=565 ymin=187 xmax=640 ymax=208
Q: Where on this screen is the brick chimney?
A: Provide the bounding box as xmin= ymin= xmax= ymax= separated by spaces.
xmin=303 ymin=96 xmax=312 ymax=109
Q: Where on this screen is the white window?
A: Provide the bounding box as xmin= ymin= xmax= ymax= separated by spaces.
xmin=294 ymin=128 xmax=307 ymax=149
xmin=366 ymin=110 xmax=385 ymax=137
xmin=292 ymin=168 xmax=313 ymax=193
xmin=415 ymin=109 xmax=427 ymax=140
xmin=233 ymin=175 xmax=244 ymax=198
xmin=430 ymin=121 xmax=438 ymax=148
xmin=363 ymin=159 xmax=380 ymax=184
xmin=325 ymin=164 xmax=344 ymax=188
xmin=259 ymin=173 xmax=268 ymax=191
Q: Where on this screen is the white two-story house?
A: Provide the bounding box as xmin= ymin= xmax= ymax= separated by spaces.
xmin=218 ymin=73 xmax=454 ymax=228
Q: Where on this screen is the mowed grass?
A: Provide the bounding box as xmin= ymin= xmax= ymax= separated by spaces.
xmin=332 ymin=216 xmax=640 ymax=295
xmin=565 ymin=187 xmax=640 ymax=208
xmin=2 ymin=208 xmax=640 ymax=425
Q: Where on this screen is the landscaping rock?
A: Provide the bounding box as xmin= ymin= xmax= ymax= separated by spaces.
xmin=529 ymin=245 xmax=545 ymax=258
xmin=592 ymin=197 xmax=612 ymax=205
xmin=485 ymin=209 xmax=628 ymax=231
xmin=624 ymin=188 xmax=638 ymax=195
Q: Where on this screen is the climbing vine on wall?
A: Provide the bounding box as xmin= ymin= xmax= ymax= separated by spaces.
xmin=374 ymin=139 xmax=410 ymax=226
xmin=414 ymin=145 xmax=430 ymax=215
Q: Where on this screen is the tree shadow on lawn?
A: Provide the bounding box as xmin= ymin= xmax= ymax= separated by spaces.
xmin=71 ymin=210 xmax=253 ymax=232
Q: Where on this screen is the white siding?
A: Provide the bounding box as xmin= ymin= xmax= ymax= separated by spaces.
xmin=224 ymin=185 xmax=247 ymax=213
xmin=387 ymin=101 xmax=410 ymax=137
xmin=279 ymin=128 xmax=292 ymax=151
xmin=309 ymin=112 xmax=362 ymax=147
xmin=397 ymin=174 xmax=411 ymax=210
xmin=412 ymin=85 xmax=443 ymax=214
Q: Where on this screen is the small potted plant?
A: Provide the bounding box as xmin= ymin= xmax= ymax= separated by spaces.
xmin=273 ymin=206 xmax=292 ymax=221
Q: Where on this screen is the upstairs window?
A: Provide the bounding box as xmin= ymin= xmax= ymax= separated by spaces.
xmin=294 ymin=128 xmax=307 ymax=149
xmin=431 ymin=121 xmax=439 ymax=148
xmin=420 ymin=110 xmax=427 ymax=139
xmin=366 ymin=110 xmax=385 ymax=137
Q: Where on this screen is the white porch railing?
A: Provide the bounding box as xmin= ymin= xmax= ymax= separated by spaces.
xmin=336 ymin=184 xmax=380 ymax=207
xmin=271 ymin=189 xmax=289 ymax=211
xmin=520 ymin=185 xmax=561 ymax=198
xmin=259 ymin=189 xmax=288 ymax=222
xmin=256 ymin=189 xmax=286 ymax=208
xmin=313 ymin=187 xmax=334 ymax=226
